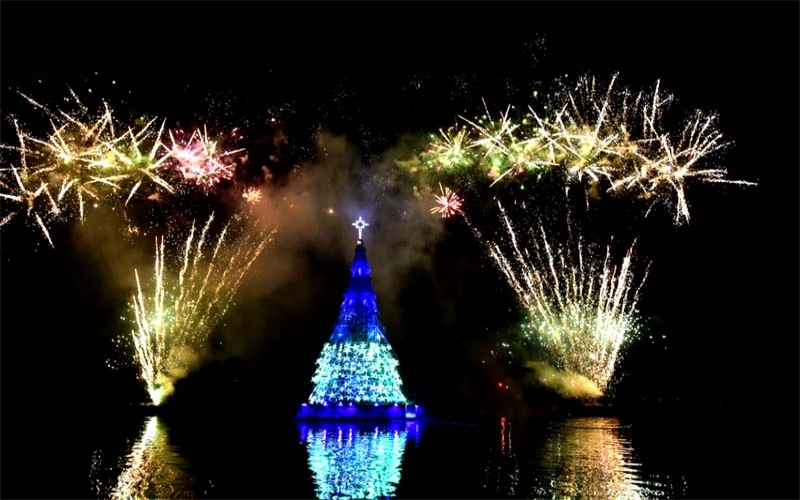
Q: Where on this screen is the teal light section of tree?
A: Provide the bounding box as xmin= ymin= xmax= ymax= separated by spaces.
xmin=307 ymin=216 xmax=409 ymax=405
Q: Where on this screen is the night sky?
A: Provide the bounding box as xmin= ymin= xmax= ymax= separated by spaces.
xmin=1 ymin=0 xmax=797 ymax=436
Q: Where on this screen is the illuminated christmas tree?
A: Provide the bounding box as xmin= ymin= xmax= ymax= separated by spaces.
xmin=298 ymin=216 xmax=421 ymax=419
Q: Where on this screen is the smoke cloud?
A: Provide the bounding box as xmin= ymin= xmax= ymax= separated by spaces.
xmin=206 ymin=131 xmax=447 ymax=359
xmin=70 ymin=206 xmax=153 ymax=299
xmin=525 ymin=361 xmax=603 ymax=400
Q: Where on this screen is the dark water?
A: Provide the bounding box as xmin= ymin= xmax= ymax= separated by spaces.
xmin=2 ymin=406 xmax=797 ymax=499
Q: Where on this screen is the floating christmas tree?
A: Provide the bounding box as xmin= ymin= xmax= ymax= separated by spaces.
xmin=298 ymin=216 xmax=421 ymax=419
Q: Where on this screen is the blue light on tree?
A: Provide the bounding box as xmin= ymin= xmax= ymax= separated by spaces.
xmin=298 ymin=216 xmax=421 ymax=419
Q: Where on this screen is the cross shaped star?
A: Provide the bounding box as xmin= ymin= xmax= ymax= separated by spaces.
xmin=352 ymin=216 xmax=369 ymax=240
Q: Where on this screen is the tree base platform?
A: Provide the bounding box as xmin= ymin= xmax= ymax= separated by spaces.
xmin=296 ymin=402 xmax=423 ymax=420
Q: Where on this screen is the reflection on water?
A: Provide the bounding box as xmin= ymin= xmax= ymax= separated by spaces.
xmin=298 ymin=420 xmax=420 ymax=499
xmin=484 ymin=417 xmax=520 ymax=496
xmin=528 ymin=417 xmax=687 ymax=499
xmin=90 ymin=416 xmax=198 ymax=499
xmin=84 ymin=414 xmax=697 ymax=499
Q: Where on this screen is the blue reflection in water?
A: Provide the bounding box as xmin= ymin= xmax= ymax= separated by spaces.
xmin=90 ymin=416 xmax=200 ymax=499
xmin=298 ymin=421 xmax=420 ymax=499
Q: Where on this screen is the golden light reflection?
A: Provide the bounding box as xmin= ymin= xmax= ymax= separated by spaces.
xmin=530 ymin=417 xmax=686 ymax=499
xmin=109 ymin=416 xmax=195 ymax=499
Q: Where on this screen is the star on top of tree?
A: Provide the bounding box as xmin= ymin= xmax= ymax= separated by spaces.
xmin=352 ymin=216 xmax=369 ymax=240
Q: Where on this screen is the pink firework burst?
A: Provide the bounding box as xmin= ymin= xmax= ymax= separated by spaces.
xmin=430 ymin=183 xmax=464 ymax=218
xmin=167 ymin=126 xmax=244 ymax=188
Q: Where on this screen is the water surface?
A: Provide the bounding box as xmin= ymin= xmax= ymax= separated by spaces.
xmin=3 ymin=406 xmax=795 ymax=498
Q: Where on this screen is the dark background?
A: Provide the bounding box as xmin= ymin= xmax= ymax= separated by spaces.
xmin=1 ymin=1 xmax=798 ymax=498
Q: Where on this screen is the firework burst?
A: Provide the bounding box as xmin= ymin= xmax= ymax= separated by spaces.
xmin=0 ymin=91 xmax=176 ymax=245
xmin=0 ymin=90 xmax=255 ymax=246
xmin=242 ymin=186 xmax=263 ymax=205
xmin=129 ymin=212 xmax=276 ymax=405
xmin=430 ymin=183 xmax=464 ymax=218
xmin=485 ymin=204 xmax=649 ymax=395
xmin=166 ymin=126 xmax=244 ymax=189
xmin=408 ymin=74 xmax=755 ymax=225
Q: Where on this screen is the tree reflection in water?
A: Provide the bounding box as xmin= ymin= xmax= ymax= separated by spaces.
xmin=298 ymin=420 xmax=420 ymax=499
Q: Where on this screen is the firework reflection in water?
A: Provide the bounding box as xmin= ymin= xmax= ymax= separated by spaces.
xmin=90 ymin=416 xmax=205 ymax=499
xmin=530 ymin=417 xmax=687 ymax=499
xmin=483 ymin=202 xmax=649 ymax=396
xmin=129 ymin=212 xmax=276 ymax=405
xmin=483 ymin=417 xmax=520 ymax=496
xmin=110 ymin=417 xmax=194 ymax=499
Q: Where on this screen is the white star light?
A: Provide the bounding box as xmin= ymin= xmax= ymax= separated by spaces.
xmin=352 ymin=216 xmax=369 ymax=240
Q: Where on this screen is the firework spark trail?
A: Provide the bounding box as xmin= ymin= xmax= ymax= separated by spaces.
xmin=484 ymin=204 xmax=649 ymax=395
xmin=129 ymin=213 xmax=276 ymax=405
xmin=411 ymin=74 xmax=756 ymax=225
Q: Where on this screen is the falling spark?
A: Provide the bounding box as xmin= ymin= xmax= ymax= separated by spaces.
xmin=484 ymin=204 xmax=649 ymax=395
xmin=129 ymin=212 xmax=276 ymax=405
